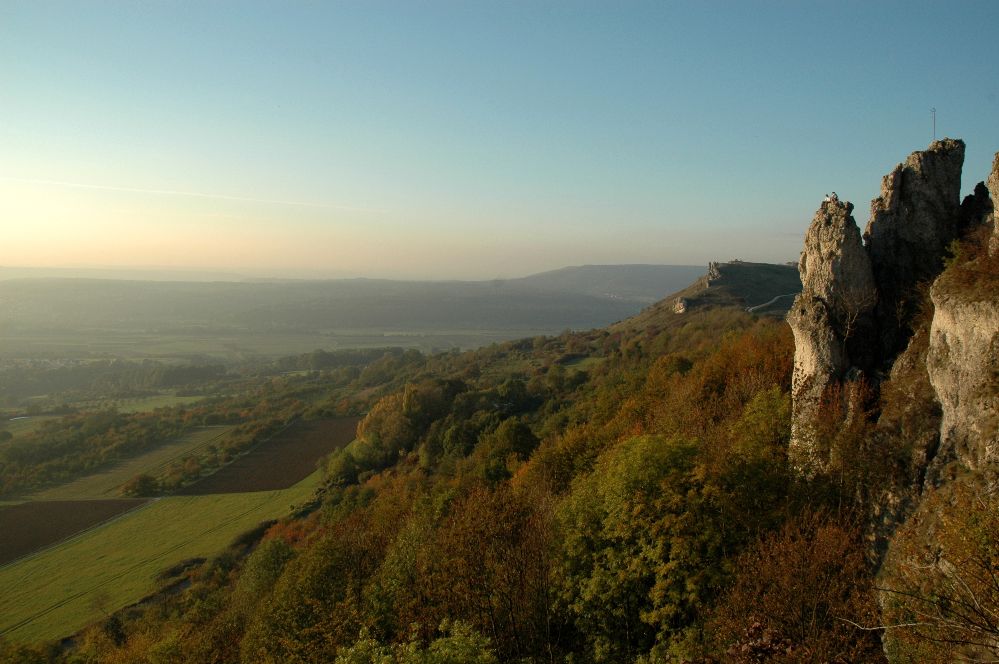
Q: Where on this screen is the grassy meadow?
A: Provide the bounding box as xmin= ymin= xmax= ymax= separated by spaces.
xmin=0 ymin=470 xmax=323 ymax=643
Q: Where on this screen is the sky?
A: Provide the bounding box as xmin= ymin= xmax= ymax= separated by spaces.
xmin=2 ymin=1 xmax=997 ymax=280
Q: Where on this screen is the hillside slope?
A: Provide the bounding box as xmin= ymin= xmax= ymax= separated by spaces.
xmin=613 ymin=260 xmax=801 ymax=334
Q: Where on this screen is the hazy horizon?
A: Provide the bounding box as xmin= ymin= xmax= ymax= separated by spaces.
xmin=0 ymin=260 xmax=715 ymax=283
xmin=3 ymin=1 xmax=998 ymax=280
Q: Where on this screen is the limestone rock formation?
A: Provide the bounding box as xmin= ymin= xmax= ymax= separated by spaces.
xmin=787 ymin=201 xmax=875 ymax=472
xmin=785 ymin=140 xmax=999 ymax=607
xmin=706 ymin=261 xmax=722 ymax=281
xmin=990 ymin=152 xmax=999 ymax=256
xmin=672 ymin=297 xmax=687 ymax=314
xmin=788 ymin=140 xmax=973 ymax=473
xmin=926 ymin=281 xmax=999 ymax=475
xmin=798 ymin=201 xmax=878 ymax=347
xmin=923 ymin=151 xmax=999 ymax=479
xmin=864 ymin=138 xmax=965 ymax=360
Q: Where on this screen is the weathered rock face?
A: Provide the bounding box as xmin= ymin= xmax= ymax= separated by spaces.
xmin=921 ymin=151 xmax=999 ymax=478
xmin=786 ymin=141 xmax=999 ymax=600
xmin=798 ymin=202 xmax=877 ymax=322
xmin=989 ymin=152 xmax=999 ymax=256
xmin=926 ymin=282 xmax=999 ymax=475
xmin=787 ymin=296 xmax=845 ymax=472
xmin=788 ymin=201 xmax=876 ymax=472
xmin=864 ymin=138 xmax=965 ymax=361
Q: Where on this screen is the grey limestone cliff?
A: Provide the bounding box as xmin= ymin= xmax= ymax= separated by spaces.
xmin=926 ymin=282 xmax=999 ymax=475
xmin=786 ymin=143 xmax=999 ymax=664
xmin=924 ymin=152 xmax=999 ymax=480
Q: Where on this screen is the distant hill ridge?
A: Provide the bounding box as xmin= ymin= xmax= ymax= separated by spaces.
xmin=510 ymin=264 xmax=706 ymax=302
xmin=0 ymin=264 xmax=710 ymax=339
xmin=612 ymin=260 xmax=802 ymax=333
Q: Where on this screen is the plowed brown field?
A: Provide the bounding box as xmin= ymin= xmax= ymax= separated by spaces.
xmin=176 ymin=417 xmax=359 ymax=495
xmin=0 ymin=499 xmax=147 ymax=566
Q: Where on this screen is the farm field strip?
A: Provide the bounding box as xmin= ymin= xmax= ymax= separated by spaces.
xmin=0 ymin=499 xmax=148 ymax=567
xmin=30 ymin=426 xmax=234 ymax=501
xmin=177 ymin=417 xmax=359 ymax=494
xmin=0 ymin=471 xmax=324 ymax=643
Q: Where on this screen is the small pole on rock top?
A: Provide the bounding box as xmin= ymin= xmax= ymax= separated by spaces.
xmin=931 ymin=108 xmax=936 ymax=141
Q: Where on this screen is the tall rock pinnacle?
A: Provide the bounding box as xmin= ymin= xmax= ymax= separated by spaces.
xmin=788 ymin=200 xmax=876 ymax=473
xmin=864 ymin=138 xmax=965 ymax=360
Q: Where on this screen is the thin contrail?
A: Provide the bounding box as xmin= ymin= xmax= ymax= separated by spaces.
xmin=0 ymin=176 xmax=386 ymax=213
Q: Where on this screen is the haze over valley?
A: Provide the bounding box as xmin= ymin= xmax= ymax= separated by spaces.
xmin=0 ymin=264 xmax=708 ymax=360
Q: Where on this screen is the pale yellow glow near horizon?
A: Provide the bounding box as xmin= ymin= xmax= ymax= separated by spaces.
xmin=0 ymin=178 xmax=699 ymax=279
xmin=1 ymin=179 xmax=381 ymax=275
xmin=0 ymin=181 xmax=468 ymax=278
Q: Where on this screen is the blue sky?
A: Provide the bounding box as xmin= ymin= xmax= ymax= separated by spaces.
xmin=1 ymin=1 xmax=997 ymax=279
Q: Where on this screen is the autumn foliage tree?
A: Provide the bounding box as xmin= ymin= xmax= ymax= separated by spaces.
xmin=705 ymin=511 xmax=885 ymax=663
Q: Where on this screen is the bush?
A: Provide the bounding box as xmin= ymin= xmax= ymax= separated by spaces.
xmin=120 ymin=473 xmax=159 ymax=497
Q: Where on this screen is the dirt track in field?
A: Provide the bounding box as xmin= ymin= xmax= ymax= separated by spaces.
xmin=175 ymin=417 xmax=360 ymax=495
xmin=0 ymin=499 xmax=147 ymax=566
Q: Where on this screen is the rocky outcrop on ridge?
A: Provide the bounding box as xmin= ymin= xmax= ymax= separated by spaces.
xmin=784 ymin=142 xmax=998 ymax=662
xmin=788 ymin=140 xmax=969 ymax=474
xmin=864 ymin=138 xmax=966 ymax=361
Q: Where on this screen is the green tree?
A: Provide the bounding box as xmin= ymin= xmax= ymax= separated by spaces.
xmin=120 ymin=473 xmax=159 ymax=497
xmin=559 ymin=435 xmax=714 ymax=660
xmin=335 ymin=621 xmax=498 ymax=664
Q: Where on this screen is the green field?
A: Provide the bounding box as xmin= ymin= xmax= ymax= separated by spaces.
xmin=30 ymin=426 xmax=233 ymax=501
xmin=562 ymin=356 xmax=607 ymax=370
xmin=0 ymin=328 xmax=533 ymax=362
xmin=0 ymin=471 xmax=323 ymax=643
